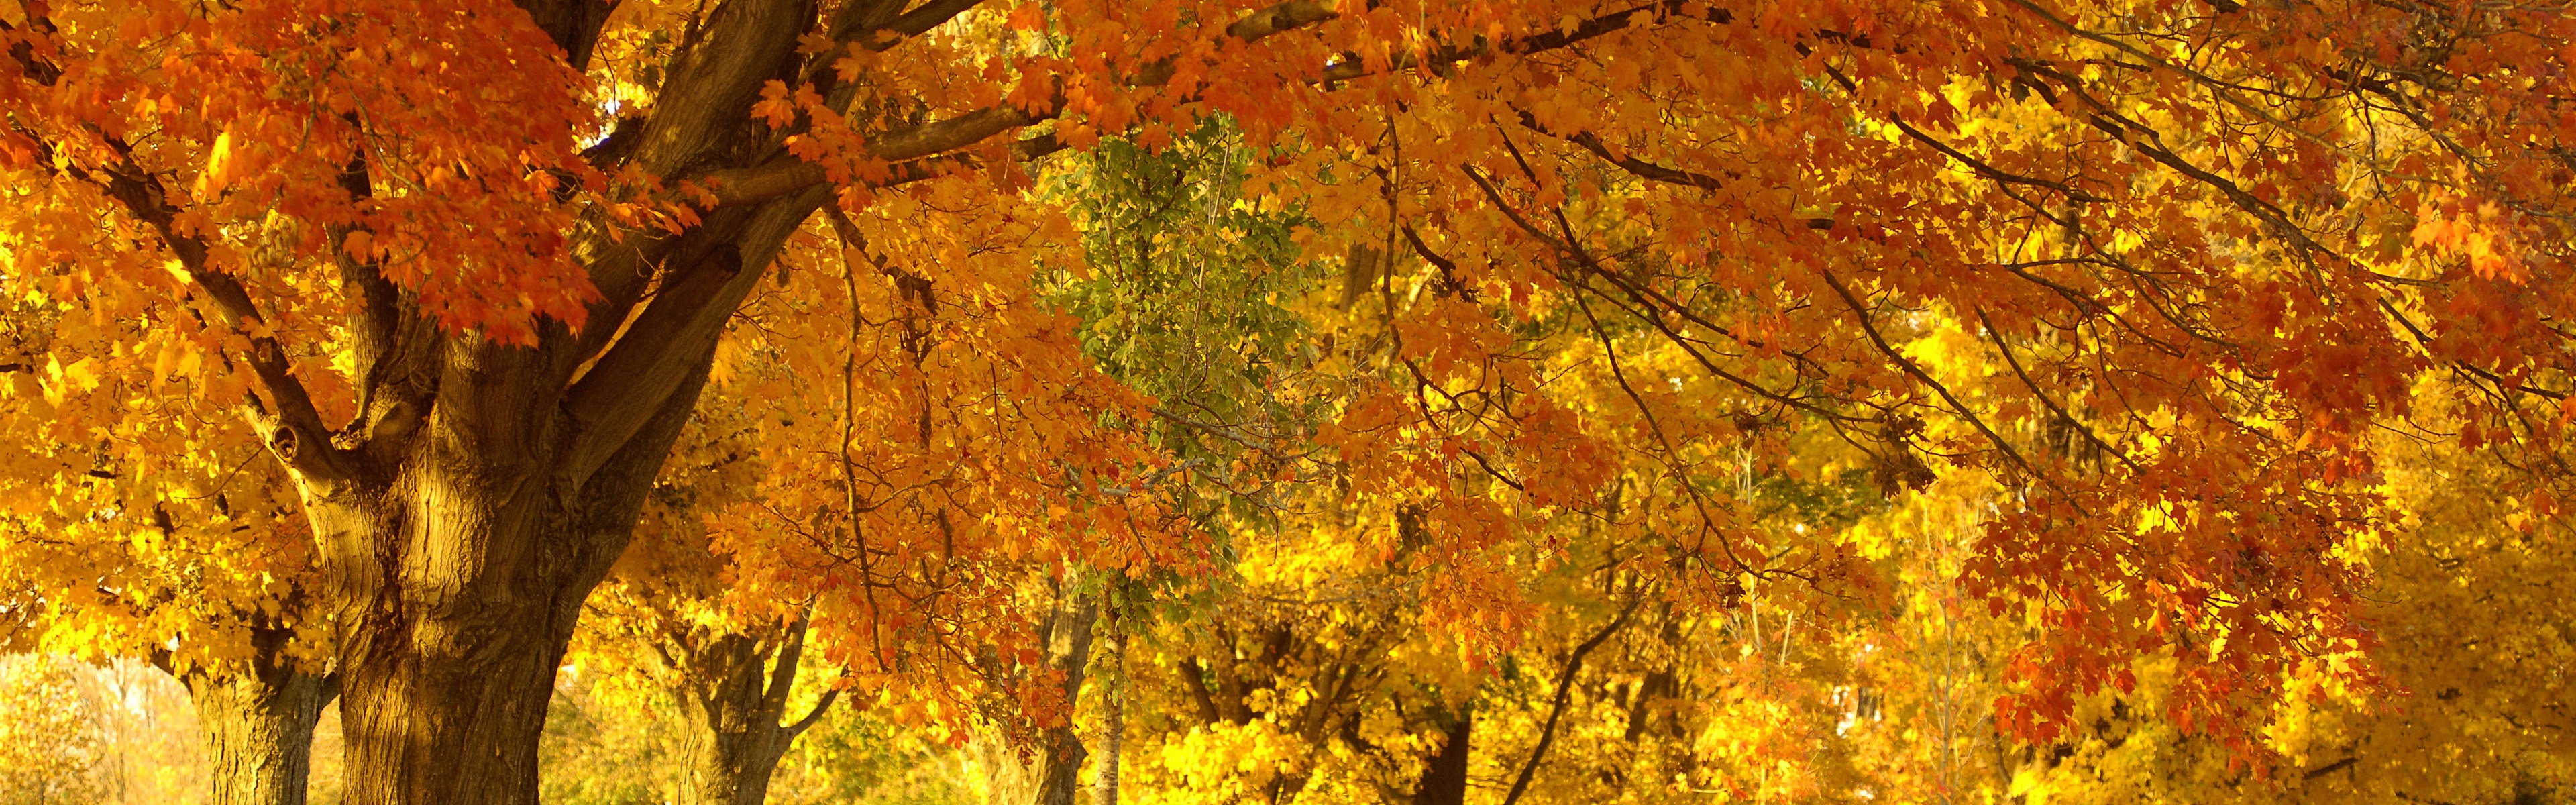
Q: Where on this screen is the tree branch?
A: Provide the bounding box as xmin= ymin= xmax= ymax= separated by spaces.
xmin=706 ymin=131 xmax=1067 ymax=207
xmin=1316 ymin=0 xmax=1734 ymax=83
xmin=1974 ymin=307 xmax=2143 ymax=473
xmin=6 ymin=21 xmax=356 ymax=482
xmin=881 ymin=0 xmax=985 ymax=40
xmin=702 ymin=0 xmax=1335 ymax=207
xmin=1816 ymin=268 xmax=2068 ymax=503
xmin=80 ymin=139 xmax=356 ymax=485
xmin=560 ymin=186 xmax=831 ymax=484
xmin=1500 ymin=599 xmax=1636 ymax=805
xmin=510 ymin=0 xmax=616 ymax=71
xmin=2302 ymin=755 xmax=2357 ymax=781
xmin=760 ymin=611 xmax=814 ymax=727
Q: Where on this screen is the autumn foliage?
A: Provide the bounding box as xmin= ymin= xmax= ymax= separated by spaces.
xmin=0 ymin=0 xmax=2573 ymax=803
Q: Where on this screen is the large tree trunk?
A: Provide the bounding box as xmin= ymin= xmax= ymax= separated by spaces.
xmin=224 ymin=0 xmax=1046 ymax=800
xmin=319 ymin=349 xmax=727 ymax=805
xmin=182 ymin=666 xmax=336 ymax=805
xmin=672 ymin=618 xmax=837 ymax=805
xmin=309 ymin=168 xmax=826 ymax=805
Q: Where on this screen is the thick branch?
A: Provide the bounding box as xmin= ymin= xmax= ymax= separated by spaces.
xmin=511 ymin=0 xmax=616 ymax=71
xmin=759 ymin=613 xmax=813 ymax=729
xmin=629 ymin=0 xmax=818 ymax=178
xmin=561 ymin=186 xmax=831 ymax=483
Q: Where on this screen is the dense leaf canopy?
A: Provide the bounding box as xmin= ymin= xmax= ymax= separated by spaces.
xmin=1 ymin=0 xmax=2572 ymax=803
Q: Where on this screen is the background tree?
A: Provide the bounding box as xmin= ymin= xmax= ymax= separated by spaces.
xmin=0 ymin=287 xmax=335 ymax=805
xmin=0 ymin=653 xmax=110 ymax=804
xmin=1943 ymin=415 xmax=2576 ymax=805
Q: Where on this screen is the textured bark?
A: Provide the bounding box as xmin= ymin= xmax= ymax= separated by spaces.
xmin=182 ymin=664 xmax=335 ymax=805
xmin=672 ymin=619 xmax=836 ymax=805
xmin=323 ymin=335 xmax=731 ymax=805
xmin=1033 ymin=584 xmax=1099 ymax=805
xmin=313 ymin=99 xmax=828 ymax=803
xmin=303 ymin=9 xmax=864 ymax=799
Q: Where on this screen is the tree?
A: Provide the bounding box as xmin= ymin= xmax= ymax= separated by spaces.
xmin=0 ymin=2 xmax=1197 ymax=800
xmin=0 ymin=653 xmax=109 ymax=804
xmin=4 ymin=1 xmax=2571 ymax=803
xmin=1946 ymin=420 xmax=2576 ymax=805
xmin=0 ymin=280 xmax=334 ymax=805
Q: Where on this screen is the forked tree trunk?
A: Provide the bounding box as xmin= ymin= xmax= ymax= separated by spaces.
xmin=218 ymin=0 xmax=1097 ymax=798
xmin=1033 ymin=584 xmax=1100 ymax=805
xmin=180 ymin=662 xmax=335 ymax=805
xmin=672 ymin=619 xmax=837 ymax=805
xmin=316 ymin=325 xmax=740 ymax=805
xmin=306 ymin=164 xmax=823 ymax=805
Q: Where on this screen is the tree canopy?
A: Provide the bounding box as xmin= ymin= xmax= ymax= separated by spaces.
xmin=1 ymin=0 xmax=2572 ymax=804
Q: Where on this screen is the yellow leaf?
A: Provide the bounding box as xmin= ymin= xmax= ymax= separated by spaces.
xmin=60 ymin=356 xmax=101 ymax=391
xmin=195 ymin=130 xmax=233 ymax=195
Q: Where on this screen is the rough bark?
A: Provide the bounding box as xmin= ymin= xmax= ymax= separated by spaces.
xmin=671 ymin=617 xmax=837 ymax=805
xmin=323 ymin=330 xmax=735 ymax=805
xmin=181 ymin=663 xmax=335 ymax=805
xmin=313 ymin=86 xmax=830 ymax=801
xmin=1033 ymin=583 xmax=1100 ymax=805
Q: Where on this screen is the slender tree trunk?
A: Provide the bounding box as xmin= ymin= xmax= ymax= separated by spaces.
xmin=182 ymin=665 xmax=335 ymax=805
xmin=672 ymin=619 xmax=836 ymax=805
xmin=1097 ymin=604 xmax=1123 ymax=805
xmin=1033 ymin=582 xmax=1099 ymax=805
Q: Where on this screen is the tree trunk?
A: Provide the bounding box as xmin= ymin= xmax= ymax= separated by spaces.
xmin=182 ymin=665 xmax=335 ymax=805
xmin=672 ymin=618 xmax=836 ymax=805
xmin=312 ymin=177 xmax=825 ymax=805
xmin=1033 ymin=582 xmax=1099 ymax=805
xmin=222 ymin=1 xmax=984 ymax=800
xmin=1097 ymin=604 xmax=1123 ymax=805
xmin=331 ymin=584 xmax=583 ymax=805
xmin=320 ymin=323 xmax=740 ymax=805
xmin=1411 ymin=706 xmax=1471 ymax=805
